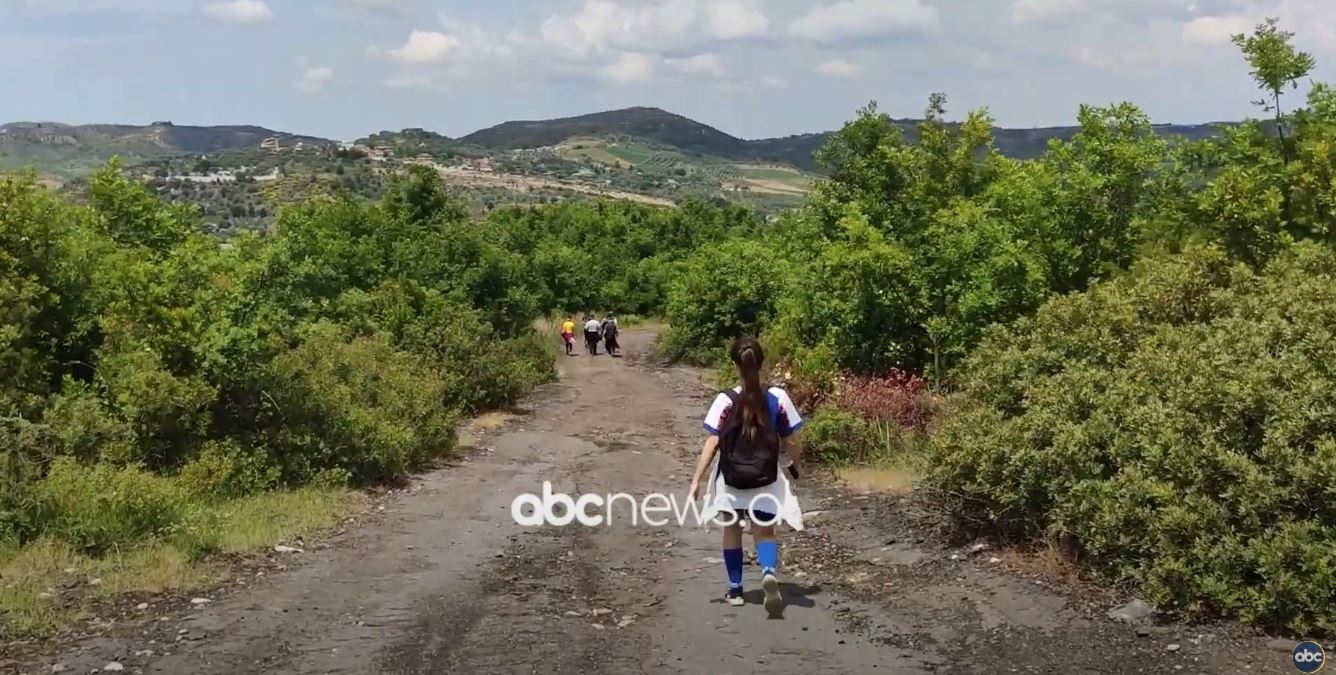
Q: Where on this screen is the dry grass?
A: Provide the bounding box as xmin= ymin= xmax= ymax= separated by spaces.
xmin=0 ymin=488 xmax=360 ymax=637
xmin=458 ymin=411 xmax=516 ymax=447
xmin=834 ymin=465 xmax=918 ymax=496
xmin=203 ymin=488 xmax=363 ymax=554
xmin=995 ymin=536 xmax=1092 ymax=588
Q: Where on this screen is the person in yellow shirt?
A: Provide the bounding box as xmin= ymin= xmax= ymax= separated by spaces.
xmin=560 ymin=317 xmax=576 ymax=356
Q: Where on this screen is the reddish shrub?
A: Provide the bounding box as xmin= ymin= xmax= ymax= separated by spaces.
xmin=831 ymin=369 xmax=936 ymax=430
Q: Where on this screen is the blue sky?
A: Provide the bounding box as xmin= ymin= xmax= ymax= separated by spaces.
xmin=2 ymin=0 xmax=1334 ymax=141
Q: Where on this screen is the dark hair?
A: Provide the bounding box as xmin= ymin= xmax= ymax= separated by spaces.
xmin=729 ymin=337 xmax=777 ymax=443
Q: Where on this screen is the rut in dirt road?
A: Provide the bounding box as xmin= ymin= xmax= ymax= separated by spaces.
xmin=22 ymin=329 xmax=1296 ymax=675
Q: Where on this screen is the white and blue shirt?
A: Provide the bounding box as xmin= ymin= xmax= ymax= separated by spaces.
xmin=702 ymin=386 xmax=804 ymax=438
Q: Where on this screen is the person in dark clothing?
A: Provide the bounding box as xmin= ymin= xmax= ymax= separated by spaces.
xmin=601 ymin=313 xmax=620 ymax=357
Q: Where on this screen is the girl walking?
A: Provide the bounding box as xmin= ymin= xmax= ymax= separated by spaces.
xmin=689 ymin=337 xmax=804 ymax=614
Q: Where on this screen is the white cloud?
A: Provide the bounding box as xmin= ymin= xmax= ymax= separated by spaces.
xmin=816 ymin=58 xmax=861 ymax=77
xmin=387 ymin=30 xmax=461 ymax=65
xmin=1182 ymin=14 xmax=1253 ymax=45
xmin=666 ymin=53 xmax=725 ymax=78
xmin=600 ymin=51 xmax=656 ymax=84
xmin=539 ymin=0 xmax=769 ymax=59
xmin=202 ymin=0 xmax=271 ymax=23
xmin=791 ymin=0 xmax=938 ymax=44
xmin=295 ymin=66 xmax=333 ymax=94
xmin=383 ymin=71 xmax=447 ymax=91
xmin=342 ymin=0 xmax=395 ymax=10
xmin=1012 ymin=0 xmax=1084 ymax=25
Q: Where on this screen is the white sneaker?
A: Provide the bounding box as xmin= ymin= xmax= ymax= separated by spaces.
xmin=762 ymin=572 xmax=782 ymax=615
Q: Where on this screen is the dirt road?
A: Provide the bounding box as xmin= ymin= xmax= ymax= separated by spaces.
xmin=14 ymin=330 xmax=1299 ymax=674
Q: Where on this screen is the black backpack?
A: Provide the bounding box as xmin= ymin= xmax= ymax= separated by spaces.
xmin=717 ymin=389 xmax=781 ymax=489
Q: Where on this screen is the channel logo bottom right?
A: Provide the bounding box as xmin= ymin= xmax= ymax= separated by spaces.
xmin=1294 ymin=641 xmax=1326 ymax=673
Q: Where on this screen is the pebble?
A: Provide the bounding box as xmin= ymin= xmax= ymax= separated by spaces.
xmin=136 ymin=603 xmax=149 ymax=610
xmin=134 ymin=649 xmax=155 ymax=657
xmin=89 ymin=578 xmax=102 ymax=586
xmin=988 ymin=557 xmax=1001 ymax=564
xmin=591 ymin=608 xmax=612 ymax=617
xmin=190 ymin=598 xmax=211 ymax=605
xmin=1166 ymin=644 xmax=1181 ymax=652
xmin=102 ymin=663 xmax=124 ymax=672
xmin=273 ymin=545 xmax=304 ymax=554
xmin=51 ymin=665 xmax=67 ymax=673
xmin=591 ymin=623 xmax=606 ymax=630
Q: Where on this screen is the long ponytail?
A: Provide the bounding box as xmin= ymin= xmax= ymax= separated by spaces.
xmin=730 ymin=337 xmax=776 ymax=444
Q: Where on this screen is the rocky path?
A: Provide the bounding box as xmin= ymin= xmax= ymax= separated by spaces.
xmin=9 ymin=330 xmax=1300 ymax=674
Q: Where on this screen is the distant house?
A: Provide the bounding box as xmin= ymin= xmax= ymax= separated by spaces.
xmin=416 ymin=153 xmax=434 ymax=162
xmin=260 ymin=137 xmax=281 ymax=152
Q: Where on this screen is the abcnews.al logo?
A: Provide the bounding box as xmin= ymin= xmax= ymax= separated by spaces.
xmin=1293 ymin=641 xmax=1326 ymax=673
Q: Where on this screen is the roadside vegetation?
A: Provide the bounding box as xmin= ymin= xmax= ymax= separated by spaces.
xmin=662 ymin=20 xmax=1336 ymax=634
xmin=0 ymin=157 xmax=752 ymax=635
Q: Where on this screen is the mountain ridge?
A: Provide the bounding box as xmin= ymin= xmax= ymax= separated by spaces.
xmin=3 ymin=106 xmax=1235 ymax=177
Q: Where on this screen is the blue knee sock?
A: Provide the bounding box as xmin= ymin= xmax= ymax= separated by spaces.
xmin=723 ymin=548 xmax=743 ymax=588
xmin=756 ymin=540 xmax=778 ymax=576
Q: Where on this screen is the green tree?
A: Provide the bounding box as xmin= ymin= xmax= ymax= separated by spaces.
xmin=1232 ymin=17 xmax=1316 ymax=163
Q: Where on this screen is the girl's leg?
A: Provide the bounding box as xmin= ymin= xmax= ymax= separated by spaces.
xmin=722 ymin=522 xmax=745 ymax=606
xmin=751 ymin=522 xmax=782 ymax=613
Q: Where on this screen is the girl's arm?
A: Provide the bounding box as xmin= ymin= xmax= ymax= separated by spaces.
xmin=689 ymin=436 xmax=719 ymax=499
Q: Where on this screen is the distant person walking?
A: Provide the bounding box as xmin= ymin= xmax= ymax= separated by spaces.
xmin=560 ymin=317 xmax=576 ymax=356
xmin=601 ymin=313 xmax=620 ymax=357
xmin=583 ymin=315 xmax=602 ymax=356
xmin=689 ymin=337 xmax=804 ymax=616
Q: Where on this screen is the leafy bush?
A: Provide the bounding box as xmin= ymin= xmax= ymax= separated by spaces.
xmin=256 ymin=322 xmax=458 ymax=485
xmin=831 ymin=370 xmax=935 ymax=431
xmin=927 ymin=243 xmax=1336 ymax=632
xmin=29 ymin=458 xmax=189 ymax=555
xmin=661 ymin=238 xmax=786 ymax=364
xmin=803 ymin=409 xmax=875 ymax=465
xmin=176 ymin=440 xmax=280 ymax=499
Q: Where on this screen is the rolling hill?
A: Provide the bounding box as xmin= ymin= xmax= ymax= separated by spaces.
xmin=5 ymin=107 xmax=1237 ymax=180
xmin=459 ymin=107 xmax=751 ymax=158
xmin=0 ymin=121 xmax=333 ymax=176
xmin=458 ymin=107 xmax=1233 ymax=172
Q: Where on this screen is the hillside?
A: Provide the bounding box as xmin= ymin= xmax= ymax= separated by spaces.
xmin=459 ymin=107 xmax=1233 ymax=171
xmin=0 ymin=121 xmax=332 ymax=176
xmin=460 ymin=107 xmax=752 ymax=158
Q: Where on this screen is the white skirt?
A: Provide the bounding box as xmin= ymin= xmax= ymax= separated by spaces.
xmin=699 ymin=456 xmax=804 ymax=531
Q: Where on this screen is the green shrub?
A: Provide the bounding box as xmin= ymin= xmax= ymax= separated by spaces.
xmin=804 ymin=409 xmax=874 ymax=465
xmin=30 ymin=458 xmax=188 ymax=555
xmin=661 ymin=238 xmax=787 ymax=364
xmin=927 ymin=243 xmax=1336 ymax=633
xmin=260 ymin=322 xmax=458 ymax=484
xmin=176 ymin=440 xmax=280 ymax=499
xmin=39 ymin=384 xmax=134 ymax=464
